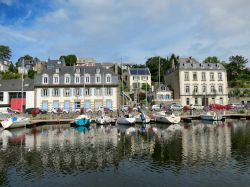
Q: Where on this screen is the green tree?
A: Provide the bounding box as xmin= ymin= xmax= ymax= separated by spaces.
xmin=0 ymin=71 xmax=21 ymax=79
xmin=61 ymin=54 xmax=77 ymax=66
xmin=227 ymin=55 xmax=248 ymax=81
xmin=0 ymin=45 xmax=11 ymax=61
xmin=18 ymin=55 xmax=33 ymax=62
xmin=203 ymin=56 xmax=221 ymax=64
xmin=145 ymin=56 xmax=170 ymax=82
xmin=28 ymin=69 xmax=37 ymax=79
xmin=141 ymin=83 xmax=151 ymax=91
xmin=8 ymin=63 xmax=18 ymax=73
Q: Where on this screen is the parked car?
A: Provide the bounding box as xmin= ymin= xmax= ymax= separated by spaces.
xmin=189 ymin=104 xmax=203 ymax=110
xmin=224 ymin=104 xmax=234 ymax=110
xmin=75 ymin=108 xmax=93 ymax=113
xmin=169 ymin=103 xmax=183 ymax=111
xmin=151 ymin=104 xmax=161 ymax=111
xmin=50 ymin=108 xmax=70 ymax=114
xmin=231 ymin=103 xmax=245 ymax=109
xmin=25 ymin=108 xmax=47 ymax=114
xmin=96 ymin=106 xmax=113 ymax=113
xmin=207 ymin=104 xmax=225 ymax=110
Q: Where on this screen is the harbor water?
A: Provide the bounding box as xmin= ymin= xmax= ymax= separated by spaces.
xmin=0 ymin=120 xmax=250 ymax=186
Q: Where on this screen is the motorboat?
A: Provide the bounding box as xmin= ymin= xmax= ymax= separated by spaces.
xmin=96 ymin=115 xmax=112 ymax=125
xmin=73 ymin=114 xmax=91 ymax=126
xmin=116 ymin=114 xmax=136 ymax=125
xmin=153 ymin=111 xmax=181 ymax=124
xmin=1 ymin=116 xmax=30 ymax=129
xmin=200 ymin=111 xmax=222 ymax=121
xmin=135 ymin=113 xmax=150 ymax=124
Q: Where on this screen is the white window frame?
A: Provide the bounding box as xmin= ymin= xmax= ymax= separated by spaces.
xmin=53 ymin=74 xmax=59 ymax=84
xmin=75 ymin=75 xmax=80 ymax=84
xmin=65 ymin=89 xmax=70 ymax=97
xmin=185 ymin=85 xmax=190 ymax=94
xmin=85 ymin=74 xmax=90 ymax=84
xmin=65 ymin=75 xmax=70 ymax=84
xmin=184 ymin=72 xmax=189 ymax=81
xmin=193 ymin=85 xmax=198 ymax=93
xmin=106 ymin=88 xmax=111 ymax=96
xmin=201 ymin=72 xmax=206 ymax=81
xmin=95 ymin=75 xmax=101 ymax=84
xmin=85 ymin=88 xmax=90 ymax=96
xmin=54 ymin=88 xmax=59 ymax=96
xmin=42 ymin=88 xmax=48 ymax=97
xmin=42 ymin=74 xmax=49 ymax=84
xmin=210 ymin=72 xmax=214 ymax=81
xmin=106 ymin=74 xmax=112 ymax=83
xmin=218 ymin=72 xmax=222 ymax=81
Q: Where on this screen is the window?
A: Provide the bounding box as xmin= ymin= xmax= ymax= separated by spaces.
xmin=193 ymin=72 xmax=197 ymax=81
xmin=42 ymin=89 xmax=48 ymax=97
xmin=53 ymin=88 xmax=59 ymax=96
xmin=75 ymin=88 xmax=80 ymax=96
xmin=202 ymin=85 xmax=206 ymax=93
xmin=53 ymin=75 xmax=59 ymax=84
xmin=218 ymin=72 xmax=222 ymax=81
xmin=219 ymin=85 xmax=223 ymax=93
xmin=106 ymin=75 xmax=111 ymax=83
xmin=65 ymin=89 xmax=70 ymax=97
xmin=0 ymin=92 xmax=3 ymax=101
xmin=74 ymin=102 xmax=81 ymax=109
xmin=133 ymin=76 xmax=139 ymax=81
xmin=56 ymin=68 xmax=59 ymax=73
xmin=95 ymin=88 xmax=101 ymax=96
xmin=96 ymin=75 xmax=101 ymax=83
xmin=65 ymin=75 xmax=70 ymax=84
xmin=106 ymin=88 xmax=111 ymax=95
xmin=184 ymin=72 xmax=189 ymax=81
xmin=85 ymin=75 xmax=90 ymax=83
xmin=185 ymin=85 xmax=190 ymax=94
xmin=142 ymin=76 xmax=148 ymax=81
xmin=75 ymin=76 xmax=80 ymax=84
xmin=76 ymin=68 xmax=80 ymax=74
xmin=186 ymin=98 xmax=190 ymax=105
xmin=43 ymin=75 xmax=48 ymax=84
xmin=96 ymin=68 xmax=100 ymax=74
xmin=211 ymin=85 xmax=215 ymax=93
xmin=202 ymin=72 xmax=206 ymax=81
xmin=210 ymin=72 xmax=214 ymax=81
xmin=85 ymin=88 xmax=90 ymax=96
xmin=193 ymin=85 xmax=198 ymax=93
xmin=195 ymin=98 xmax=198 ymax=105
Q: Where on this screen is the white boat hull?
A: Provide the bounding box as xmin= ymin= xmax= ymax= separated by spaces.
xmin=200 ymin=111 xmax=222 ymax=121
xmin=153 ymin=112 xmax=181 ymax=124
xmin=135 ymin=114 xmax=150 ymax=124
xmin=96 ymin=115 xmax=112 ymax=125
xmin=117 ymin=116 xmax=136 ymax=125
xmin=1 ymin=117 xmax=30 ymax=129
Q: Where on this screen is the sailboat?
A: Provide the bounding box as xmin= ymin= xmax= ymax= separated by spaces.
xmin=1 ymin=60 xmax=30 ymax=129
xmin=116 ymin=57 xmax=136 ymax=125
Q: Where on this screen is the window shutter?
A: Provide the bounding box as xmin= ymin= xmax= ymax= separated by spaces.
xmin=73 ymin=88 xmax=76 ymax=96
xmin=41 ymin=89 xmax=43 ymax=97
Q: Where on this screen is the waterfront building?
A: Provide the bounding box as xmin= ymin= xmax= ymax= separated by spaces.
xmin=34 ymin=65 xmax=119 ymax=111
xmin=76 ymin=57 xmax=96 ymax=66
xmin=0 ymin=79 xmax=34 ymax=110
xmin=165 ymin=58 xmax=228 ymax=106
xmin=125 ymin=68 xmax=151 ymax=92
xmin=148 ymin=83 xmax=173 ymax=104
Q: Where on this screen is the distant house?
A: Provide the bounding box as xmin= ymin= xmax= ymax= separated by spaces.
xmin=0 ymin=79 xmax=34 ymax=111
xmin=0 ymin=60 xmax=10 ymax=72
xmin=125 ymin=68 xmax=151 ymax=92
xmin=76 ymin=57 xmax=96 ymax=66
xmin=148 ymin=83 xmax=173 ymax=104
xmin=46 ymin=58 xmax=66 ymax=70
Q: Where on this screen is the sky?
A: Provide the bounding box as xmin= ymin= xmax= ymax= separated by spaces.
xmin=0 ymin=0 xmax=250 ymax=65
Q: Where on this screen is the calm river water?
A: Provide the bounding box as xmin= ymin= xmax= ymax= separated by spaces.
xmin=0 ymin=120 xmax=250 ymax=187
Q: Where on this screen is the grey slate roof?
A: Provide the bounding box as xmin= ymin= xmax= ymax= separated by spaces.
xmin=0 ymin=79 xmax=34 ymax=91
xmin=177 ymin=62 xmax=225 ymax=70
xmin=129 ymin=68 xmax=150 ymax=75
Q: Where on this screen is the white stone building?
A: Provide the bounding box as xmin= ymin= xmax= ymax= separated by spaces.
xmin=125 ymin=68 xmax=151 ymax=92
xmin=34 ymin=66 xmax=119 ymax=111
xmin=165 ymin=59 xmax=228 ymax=106
xmin=76 ymin=57 xmax=96 ymax=66
xmin=0 ymin=60 xmax=10 ymax=72
xmin=148 ymin=83 xmax=173 ymax=104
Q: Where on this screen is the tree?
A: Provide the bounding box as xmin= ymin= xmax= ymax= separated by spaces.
xmin=132 ymin=64 xmax=146 ymax=68
xmin=28 ymin=69 xmax=37 ymax=79
xmin=227 ymin=55 xmax=248 ymax=81
xmin=61 ymin=54 xmax=77 ymax=66
xmin=145 ymin=56 xmax=170 ymax=83
xmin=0 ymin=45 xmax=11 ymax=61
xmin=0 ymin=71 xmax=21 ymax=79
xmin=203 ymin=56 xmax=221 ymax=64
xmin=141 ymin=83 xmax=151 ymax=91
xmin=8 ymin=63 xmax=18 ymax=73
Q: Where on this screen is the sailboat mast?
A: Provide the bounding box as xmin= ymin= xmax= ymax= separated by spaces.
xmin=21 ymin=59 xmax=24 ymax=113
xmin=102 ymin=66 xmax=104 ymax=107
xmin=145 ymin=65 xmax=147 ymax=109
xmin=121 ymin=57 xmax=124 ymax=106
xmin=158 ymin=56 xmax=160 ymax=86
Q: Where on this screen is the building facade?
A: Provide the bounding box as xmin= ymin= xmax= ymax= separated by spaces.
xmin=125 ymin=68 xmax=151 ymax=92
xmin=0 ymin=79 xmax=34 ymax=111
xmin=148 ymin=83 xmax=173 ymax=104
xmin=0 ymin=60 xmax=10 ymax=72
xmin=34 ymin=66 xmax=119 ymax=111
xmin=76 ymin=57 xmax=96 ymax=66
xmin=165 ymin=60 xmax=228 ymax=106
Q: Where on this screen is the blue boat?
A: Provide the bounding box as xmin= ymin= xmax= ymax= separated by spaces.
xmin=74 ymin=115 xmax=91 ymax=126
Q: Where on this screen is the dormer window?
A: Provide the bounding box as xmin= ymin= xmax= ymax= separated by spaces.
xmin=106 ymin=74 xmax=111 ymax=83
xmin=65 ymin=74 xmax=70 ymax=84
xmin=85 ymin=74 xmax=90 ymax=84
xmin=43 ymin=74 xmax=48 ymax=84
xmin=96 ymin=75 xmax=101 ymax=83
xmin=75 ymin=75 xmax=80 ymax=84
xmin=53 ymin=75 xmax=59 ymax=84
xmin=56 ymin=68 xmax=60 ymax=73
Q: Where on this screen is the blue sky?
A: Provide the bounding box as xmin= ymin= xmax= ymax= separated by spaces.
xmin=0 ymin=0 xmax=250 ymax=65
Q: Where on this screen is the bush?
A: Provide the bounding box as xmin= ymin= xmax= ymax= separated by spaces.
xmin=239 ymin=109 xmax=245 ymax=114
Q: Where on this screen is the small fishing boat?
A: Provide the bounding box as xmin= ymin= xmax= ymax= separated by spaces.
xmin=1 ymin=116 xmax=30 ymax=129
xmin=96 ymin=115 xmax=112 ymax=125
xmin=73 ymin=114 xmax=91 ymax=126
xmin=200 ymin=110 xmax=222 ymax=121
xmin=116 ymin=114 xmax=136 ymax=125
xmin=153 ymin=111 xmax=181 ymax=124
xmin=135 ymin=113 xmax=150 ymax=124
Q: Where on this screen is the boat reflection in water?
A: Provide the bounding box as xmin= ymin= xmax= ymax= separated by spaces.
xmin=0 ymin=120 xmax=249 ymax=186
